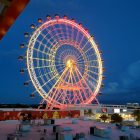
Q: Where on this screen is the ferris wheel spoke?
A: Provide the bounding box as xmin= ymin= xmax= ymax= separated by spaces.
xmin=52 ymin=67 xmax=70 ymax=104
xmin=78 ymin=63 xmax=99 ymax=70
xmin=71 ymin=69 xmax=85 ymax=103
xmin=40 ymin=32 xmax=60 ymax=48
xmin=74 ymin=67 xmax=90 ymax=101
xmin=36 ymin=41 xmax=45 ymax=89
xmin=47 ymin=88 xmax=59 ymax=105
xmin=87 ymin=65 xmax=99 ymax=68
xmin=41 ymin=67 xmax=66 ymax=89
xmin=71 ymin=24 xmax=74 ymax=42
xmin=42 ymin=27 xmax=63 ymax=46
xmin=85 ymin=72 xmax=98 ymax=83
xmin=29 ymin=48 xmax=52 ymax=58
xmin=78 ymin=34 xmax=85 ymax=48
xmin=77 ymin=56 xmax=84 ymax=63
xmin=62 ymin=24 xmax=69 ymax=41
xmin=76 ymin=48 xmax=87 ymax=61
xmin=87 ymin=69 xmax=99 ymax=75
xmin=80 ymin=37 xmax=92 ymax=51
xmin=31 ymin=61 xmax=65 ymax=69
xmin=75 ymin=28 xmax=80 ymax=46
xmin=32 ymin=56 xmax=64 ymax=65
xmin=60 ymin=33 xmax=67 ymax=42
xmin=47 ymin=81 xmax=67 ymax=105
xmin=35 ymin=70 xmax=55 ymax=80
xmin=51 ymin=26 xmax=63 ymax=45
xmin=33 ymin=63 xmax=65 ymax=69
xmin=32 ymin=57 xmax=53 ymax=62
xmin=33 ymin=49 xmax=59 ymax=65
xmin=70 ymin=69 xmax=74 ymax=85
xmin=32 ymin=47 xmax=50 ymax=56
xmin=45 ymin=67 xmax=68 ymax=99
xmin=86 ymin=52 xmax=96 ymax=58
xmin=37 ymin=69 xmax=50 ymax=91
xmin=55 ymin=90 xmax=65 ymax=104
xmin=54 ymin=69 xmax=71 ymax=105
xmin=36 ymin=39 xmax=52 ymax=51
xmin=32 ymin=54 xmax=64 ymax=66
xmin=58 ymin=27 xmax=67 ymax=41
xmin=78 ymin=64 xmax=98 ymax=70
xmin=77 ymin=60 xmax=85 ymax=66
xmin=77 ymin=66 xmax=97 ymax=90
xmin=36 ymin=38 xmax=59 ymax=53
xmin=77 ymin=59 xmax=99 ymax=66
xmin=56 ymin=24 xmax=69 ymax=42
xmin=76 ymin=54 xmax=83 ymax=62
xmin=62 ymin=69 xmax=71 ymax=85
xmin=77 ymin=54 xmax=96 ymax=64
xmin=43 ymin=27 xmax=61 ymax=46
xmin=65 ymin=23 xmax=70 ymax=41
xmin=51 ymin=24 xmax=67 ymax=44
xmin=84 ymin=46 xmax=94 ymax=55
xmin=35 ymin=65 xmax=64 ymax=81
xmin=76 ymin=67 xmax=96 ymax=97
xmin=40 ymin=26 xmax=65 ymax=48
xmin=88 ymin=79 xmax=96 ymax=90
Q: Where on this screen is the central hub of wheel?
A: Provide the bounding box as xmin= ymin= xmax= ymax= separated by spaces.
xmin=66 ymin=59 xmax=75 ymax=68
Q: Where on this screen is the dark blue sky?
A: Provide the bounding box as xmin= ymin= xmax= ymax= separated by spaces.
xmin=0 ymin=0 xmax=140 ymax=104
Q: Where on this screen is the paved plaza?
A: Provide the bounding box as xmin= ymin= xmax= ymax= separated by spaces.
xmin=0 ymin=118 xmax=140 ymax=140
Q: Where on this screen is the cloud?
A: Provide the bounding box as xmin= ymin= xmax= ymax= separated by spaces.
xmin=122 ymin=60 xmax=140 ymax=88
xmin=103 ymin=60 xmax=140 ymax=95
xmin=103 ymin=82 xmax=119 ymax=93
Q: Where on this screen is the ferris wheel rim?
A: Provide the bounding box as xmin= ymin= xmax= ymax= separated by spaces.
xmin=26 ymin=18 xmax=103 ymax=106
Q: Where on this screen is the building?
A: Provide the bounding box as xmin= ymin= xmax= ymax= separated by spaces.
xmin=0 ymin=0 xmax=30 ymax=40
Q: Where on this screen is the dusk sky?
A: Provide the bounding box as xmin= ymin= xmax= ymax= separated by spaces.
xmin=0 ymin=0 xmax=140 ymax=104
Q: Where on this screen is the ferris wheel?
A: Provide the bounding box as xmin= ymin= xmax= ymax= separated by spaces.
xmin=19 ymin=15 xmax=104 ymax=109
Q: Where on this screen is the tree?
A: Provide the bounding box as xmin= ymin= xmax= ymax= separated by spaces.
xmin=100 ymin=114 xmax=108 ymax=122
xmin=27 ymin=113 xmax=32 ymax=121
xmin=132 ymin=110 xmax=140 ymax=123
xmin=87 ymin=109 xmax=93 ymax=116
xmin=111 ymin=113 xmax=123 ymax=123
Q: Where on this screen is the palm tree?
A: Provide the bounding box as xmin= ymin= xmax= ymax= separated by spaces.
xmin=132 ymin=110 xmax=140 ymax=123
xmin=111 ymin=113 xmax=123 ymax=123
xmin=100 ymin=114 xmax=108 ymax=122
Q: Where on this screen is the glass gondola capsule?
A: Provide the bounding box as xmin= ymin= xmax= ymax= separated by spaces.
xmin=30 ymin=93 xmax=35 ymax=98
xmin=20 ymin=69 xmax=24 ymax=74
xmin=85 ymin=28 xmax=89 ymax=32
xmin=78 ymin=23 xmax=82 ymax=26
xmin=18 ymin=56 xmax=24 ymax=60
xmin=91 ymin=35 xmax=94 ymax=39
xmin=38 ymin=18 xmax=42 ymax=23
xmin=46 ymin=15 xmax=51 ymax=20
xmin=55 ymin=14 xmax=59 ymax=19
xmin=101 ymin=84 xmax=104 ymax=87
xmin=24 ymin=32 xmax=29 ymax=38
xmin=20 ymin=44 xmax=25 ymax=48
xmin=102 ymin=76 xmax=106 ymax=79
xmin=100 ymin=51 xmax=103 ymax=55
xmin=30 ymin=24 xmax=35 ymax=29
xmin=101 ymin=59 xmax=104 ymax=62
xmin=63 ymin=15 xmax=67 ymax=19
xmin=71 ymin=18 xmax=75 ymax=22
xmin=103 ymin=68 xmax=105 ymax=72
xmin=24 ymin=82 xmax=29 ymax=86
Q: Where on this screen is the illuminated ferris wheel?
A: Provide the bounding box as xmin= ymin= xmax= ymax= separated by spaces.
xmin=19 ymin=15 xmax=104 ymax=109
